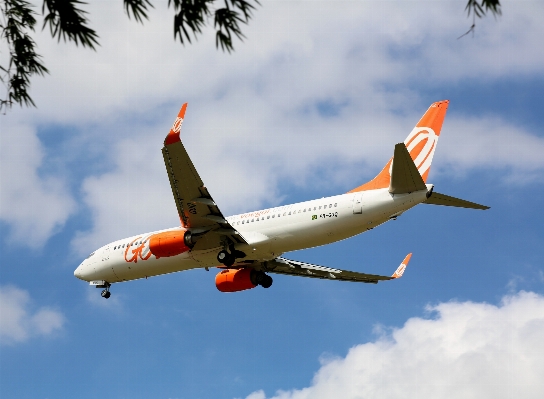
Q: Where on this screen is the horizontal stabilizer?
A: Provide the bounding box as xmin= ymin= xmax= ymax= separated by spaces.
xmin=425 ymin=192 xmax=489 ymax=210
xmin=389 ymin=143 xmax=427 ymax=194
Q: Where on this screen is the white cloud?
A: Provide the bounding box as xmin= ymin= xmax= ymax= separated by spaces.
xmin=3 ymin=1 xmax=544 ymax=249
xmin=244 ymin=291 xmax=544 ymax=399
xmin=0 ymin=120 xmax=76 ymax=247
xmin=0 ymin=285 xmax=65 ymax=345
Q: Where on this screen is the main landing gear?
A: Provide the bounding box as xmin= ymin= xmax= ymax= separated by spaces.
xmin=217 ymin=246 xmax=246 ymax=267
xmin=217 ymin=249 xmax=234 ymax=266
xmin=254 ymin=271 xmax=273 ymax=289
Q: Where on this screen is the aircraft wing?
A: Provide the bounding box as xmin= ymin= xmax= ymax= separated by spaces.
xmin=251 ymin=254 xmax=412 ymax=284
xmin=162 ymin=104 xmax=246 ymax=246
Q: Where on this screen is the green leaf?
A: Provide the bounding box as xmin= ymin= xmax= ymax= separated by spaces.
xmin=42 ymin=0 xmax=99 ymax=49
xmin=124 ymin=0 xmax=154 ymax=24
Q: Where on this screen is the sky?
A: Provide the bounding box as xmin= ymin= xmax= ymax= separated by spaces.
xmin=1 ymin=0 xmax=543 ymax=398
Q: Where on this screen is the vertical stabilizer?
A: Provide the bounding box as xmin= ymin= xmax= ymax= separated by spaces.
xmin=349 ymin=100 xmax=449 ymax=193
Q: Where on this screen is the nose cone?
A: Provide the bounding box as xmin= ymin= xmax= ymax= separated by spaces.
xmin=74 ymin=264 xmax=85 ymax=281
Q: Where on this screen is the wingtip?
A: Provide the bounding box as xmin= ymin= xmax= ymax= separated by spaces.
xmin=392 ymin=253 xmax=412 ymax=278
xmin=164 ymin=103 xmax=188 ymax=146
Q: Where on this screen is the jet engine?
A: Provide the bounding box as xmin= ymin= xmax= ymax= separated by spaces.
xmin=215 ymin=268 xmax=273 ymax=292
xmin=149 ymin=229 xmax=191 ymax=259
xmin=215 ymin=268 xmax=257 ymax=292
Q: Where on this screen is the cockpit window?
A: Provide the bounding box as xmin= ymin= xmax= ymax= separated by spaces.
xmin=86 ymin=251 xmax=95 ymax=259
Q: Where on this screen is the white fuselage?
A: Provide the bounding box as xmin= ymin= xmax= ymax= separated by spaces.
xmin=74 ymin=186 xmax=431 ymax=284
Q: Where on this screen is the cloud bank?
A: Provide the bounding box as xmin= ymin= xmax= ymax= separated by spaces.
xmin=0 ymin=285 xmax=65 ymax=345
xmin=246 ymin=291 xmax=544 ymax=399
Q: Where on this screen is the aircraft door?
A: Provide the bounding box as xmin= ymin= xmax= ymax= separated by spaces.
xmin=101 ymin=246 xmax=110 ymax=262
xmin=353 ymin=193 xmax=364 ymax=214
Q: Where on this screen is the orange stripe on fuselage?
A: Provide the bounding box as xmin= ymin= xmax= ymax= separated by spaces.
xmin=348 ymin=159 xmax=392 ymax=193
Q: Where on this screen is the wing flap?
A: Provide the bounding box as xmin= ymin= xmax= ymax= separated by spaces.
xmin=249 ymin=255 xmax=412 ymax=284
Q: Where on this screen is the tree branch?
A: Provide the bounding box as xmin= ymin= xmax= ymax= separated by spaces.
xmin=1 ymin=0 xmax=49 ymax=111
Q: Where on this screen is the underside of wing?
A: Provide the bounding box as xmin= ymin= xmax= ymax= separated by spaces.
xmin=245 ymin=254 xmax=412 ymax=284
xmin=162 ymin=104 xmax=247 ymax=248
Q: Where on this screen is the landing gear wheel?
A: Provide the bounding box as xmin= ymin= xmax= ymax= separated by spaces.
xmin=217 ymin=250 xmax=235 ymax=267
xmin=261 ymin=275 xmax=273 ymax=289
xmin=101 ymin=289 xmax=111 ymax=299
xmin=217 ymin=250 xmax=229 ymax=263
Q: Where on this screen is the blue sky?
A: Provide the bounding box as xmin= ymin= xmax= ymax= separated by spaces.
xmin=1 ymin=1 xmax=544 ymax=398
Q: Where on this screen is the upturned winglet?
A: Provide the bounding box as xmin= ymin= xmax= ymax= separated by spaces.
xmin=392 ymin=253 xmax=412 ymax=279
xmin=164 ymin=103 xmax=188 ymax=146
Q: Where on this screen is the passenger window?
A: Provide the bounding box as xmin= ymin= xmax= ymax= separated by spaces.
xmin=251 ymin=219 xmax=254 ymax=222
xmin=329 ymin=204 xmax=332 ymax=208
xmin=272 ymin=215 xmax=275 ymax=218
xmin=334 ymin=203 xmax=337 ymax=207
xmin=267 ymin=216 xmax=270 ymax=219
xmin=242 ymin=220 xmax=245 ymax=224
xmin=288 ymin=212 xmax=291 ymax=215
xmin=319 ymin=206 xmax=322 ymax=210
xmin=303 ymin=208 xmax=306 ymax=212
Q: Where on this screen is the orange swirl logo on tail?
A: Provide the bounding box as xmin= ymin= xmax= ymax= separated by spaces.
xmin=401 ymin=126 xmax=439 ymax=181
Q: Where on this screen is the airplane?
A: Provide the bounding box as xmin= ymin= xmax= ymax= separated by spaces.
xmin=74 ymin=100 xmax=489 ymax=298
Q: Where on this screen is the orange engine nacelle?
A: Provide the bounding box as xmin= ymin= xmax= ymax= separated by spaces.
xmin=149 ymin=230 xmax=191 ymax=259
xmin=215 ymin=268 xmax=257 ymax=292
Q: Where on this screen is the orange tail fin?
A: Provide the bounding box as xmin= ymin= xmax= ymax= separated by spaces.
xmin=349 ymin=100 xmax=449 ymax=193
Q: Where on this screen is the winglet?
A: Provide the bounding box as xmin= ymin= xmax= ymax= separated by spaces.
xmin=164 ymin=103 xmax=188 ymax=146
xmin=392 ymin=253 xmax=412 ymax=278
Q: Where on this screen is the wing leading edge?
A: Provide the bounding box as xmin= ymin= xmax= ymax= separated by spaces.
xmin=162 ymin=103 xmax=247 ymax=247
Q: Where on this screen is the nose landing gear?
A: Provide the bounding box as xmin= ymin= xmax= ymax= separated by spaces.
xmin=96 ymin=282 xmax=111 ymax=299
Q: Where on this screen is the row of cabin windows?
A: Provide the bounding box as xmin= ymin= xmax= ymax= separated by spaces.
xmin=114 ymin=240 xmax=146 ymax=250
xmin=234 ymin=203 xmax=337 ymax=225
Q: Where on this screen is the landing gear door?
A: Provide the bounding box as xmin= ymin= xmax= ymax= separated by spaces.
xmin=353 ymin=193 xmax=364 ymax=214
